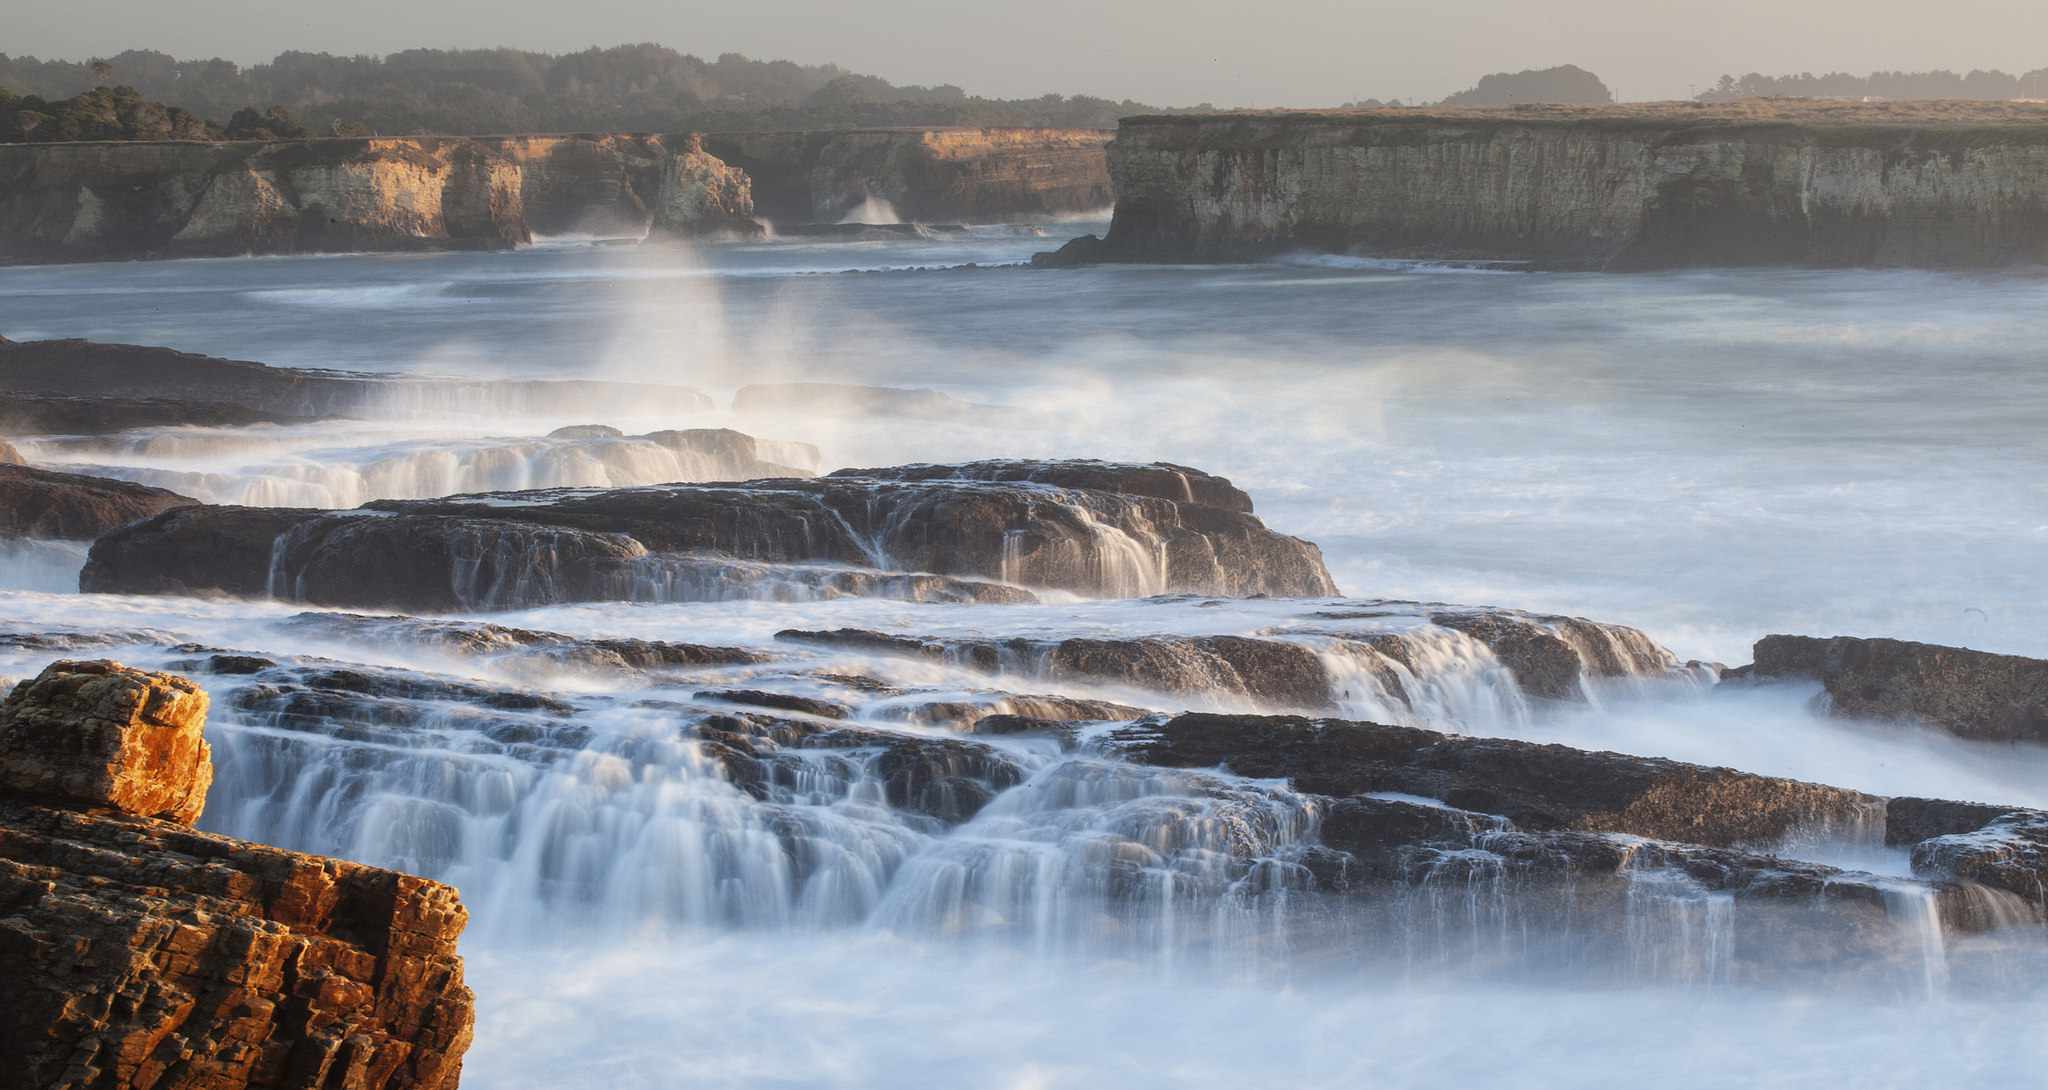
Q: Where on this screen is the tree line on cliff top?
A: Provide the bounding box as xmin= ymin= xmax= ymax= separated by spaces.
xmin=0 ymin=45 xmax=1181 ymax=138
xmin=7 ymin=48 xmax=2048 ymax=144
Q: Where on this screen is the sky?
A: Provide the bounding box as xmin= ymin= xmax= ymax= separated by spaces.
xmin=11 ymin=0 xmax=2048 ymax=107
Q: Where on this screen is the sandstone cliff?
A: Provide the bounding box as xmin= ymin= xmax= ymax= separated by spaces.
xmin=0 ymin=132 xmax=761 ymax=262
xmin=1094 ymin=101 xmax=2048 ymax=268
xmin=703 ymin=127 xmax=1112 ymax=223
xmin=0 ymin=659 xmax=474 ymax=1090
xmin=0 ymin=138 xmax=529 ymax=262
xmin=1 ymin=126 xmax=1105 ymax=261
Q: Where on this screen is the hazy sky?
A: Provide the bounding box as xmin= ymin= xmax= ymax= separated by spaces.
xmin=13 ymin=0 xmax=2048 ymax=106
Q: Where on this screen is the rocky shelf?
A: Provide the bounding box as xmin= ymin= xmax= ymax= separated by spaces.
xmin=0 ymin=659 xmax=474 ymax=1090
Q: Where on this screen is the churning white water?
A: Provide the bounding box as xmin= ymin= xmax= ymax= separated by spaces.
xmin=4 ymin=232 xmax=2047 ymax=1087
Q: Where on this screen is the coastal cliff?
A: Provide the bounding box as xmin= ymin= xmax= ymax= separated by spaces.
xmin=1092 ymin=101 xmax=2048 ymax=268
xmin=0 ymin=126 xmax=1106 ymax=261
xmin=0 ymin=132 xmax=757 ymax=262
xmin=703 ymin=127 xmax=1112 ymax=223
xmin=0 ymin=659 xmax=474 ymax=1090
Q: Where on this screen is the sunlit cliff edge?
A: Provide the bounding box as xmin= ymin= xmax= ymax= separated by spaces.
xmin=0 ymin=127 xmax=1112 ymax=263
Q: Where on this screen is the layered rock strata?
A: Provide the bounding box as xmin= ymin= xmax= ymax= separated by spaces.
xmin=0 ymin=659 xmax=474 ymax=1090
xmin=81 ymin=460 xmax=1336 ymax=606
xmin=702 ymin=127 xmax=1112 ymax=223
xmin=1742 ymin=634 xmax=2048 ymax=743
xmin=0 ymin=132 xmax=768 ymax=262
xmin=1086 ymin=101 xmax=2048 ymax=268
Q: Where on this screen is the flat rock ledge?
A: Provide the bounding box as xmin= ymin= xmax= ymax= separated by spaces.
xmin=0 ymin=660 xmax=474 ymax=1090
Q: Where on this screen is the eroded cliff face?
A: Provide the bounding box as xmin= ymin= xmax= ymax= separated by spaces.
xmin=1 ymin=138 xmax=530 ymax=262
xmin=703 ymin=127 xmax=1112 ymax=223
xmin=0 ymin=659 xmax=475 ymax=1090
xmin=1099 ymin=105 xmax=2048 ymax=268
xmin=0 ymin=132 xmax=764 ymax=261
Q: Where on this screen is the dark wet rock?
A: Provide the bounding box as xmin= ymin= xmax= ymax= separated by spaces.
xmin=1747 ymin=634 xmax=2048 ymax=743
xmin=871 ymin=692 xmax=1149 ymax=731
xmin=833 ymin=458 xmax=1256 ymax=513
xmin=1427 ymin=609 xmax=1676 ymax=700
xmin=82 ymin=460 xmax=1335 ymax=603
xmin=0 ymin=463 xmax=199 ymax=541
xmin=778 ymin=628 xmax=1334 ymax=707
xmin=166 ymin=653 xmax=280 ymax=676
xmin=1885 ymin=796 xmax=2023 ymax=847
xmin=688 ymin=709 xmax=1026 ymax=824
xmin=226 ymin=663 xmax=588 ymax=757
xmin=280 ymin=612 xmax=766 ymax=671
xmin=1030 ymin=232 xmax=1107 ymax=267
xmin=547 ymin=424 xmax=626 ymax=439
xmin=86 ymin=509 xmax=647 ymax=610
xmin=0 ymin=661 xmax=475 ymax=1089
xmin=967 ymin=714 xmax=1084 ymax=749
xmin=1044 ymin=635 xmax=1332 ymax=708
xmin=0 ymin=392 xmax=318 ymax=435
xmin=80 ymin=505 xmax=317 ymax=598
xmin=1105 ymin=713 xmax=1882 ymax=848
xmin=0 ymin=338 xmax=711 ymax=420
xmin=777 ymin=628 xmax=950 ymax=658
xmin=1910 ymin=807 xmax=2048 ymax=910
xmin=693 ymin=689 xmax=851 ymax=719
xmin=0 ymin=628 xmax=183 ymax=651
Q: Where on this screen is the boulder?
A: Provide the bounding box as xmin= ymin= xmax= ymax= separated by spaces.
xmin=1103 ymin=712 xmax=1882 ymax=848
xmin=1745 ymin=634 xmax=2048 ymax=743
xmin=0 ymin=463 xmax=199 ymax=541
xmin=0 ymin=436 xmax=21 ymax=463
xmin=0 ymin=660 xmax=212 ymax=824
xmin=0 ymin=661 xmax=475 ymax=1089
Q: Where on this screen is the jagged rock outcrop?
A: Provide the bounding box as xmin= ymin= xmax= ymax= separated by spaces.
xmin=0 ymin=463 xmax=199 ymax=540
xmin=1087 ymin=101 xmax=2048 ymax=269
xmin=83 ymin=460 xmax=1336 ymax=607
xmin=1742 ymin=634 xmax=2048 ymax=743
xmin=652 ymin=134 xmax=761 ymax=237
xmin=1103 ymin=712 xmax=1882 ymax=848
xmin=0 ymin=660 xmax=474 ymax=1089
xmin=703 ymin=127 xmax=1112 ymax=223
xmin=0 ymin=338 xmax=713 ymax=420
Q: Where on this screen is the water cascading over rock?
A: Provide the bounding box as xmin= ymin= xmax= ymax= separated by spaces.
xmin=81 ymin=459 xmax=1339 ymax=608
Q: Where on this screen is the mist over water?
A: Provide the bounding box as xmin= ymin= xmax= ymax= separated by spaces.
xmin=5 ymin=231 xmax=2047 ymax=1087
xmin=7 ymin=236 xmax=2043 ymax=662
